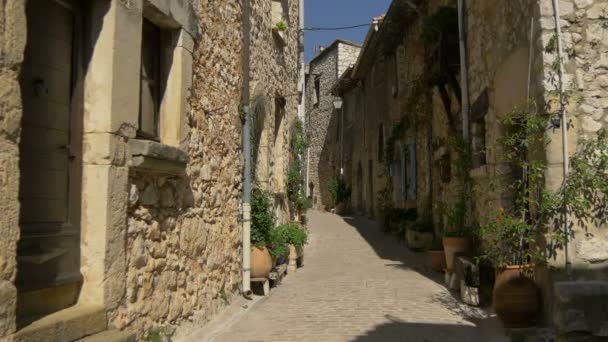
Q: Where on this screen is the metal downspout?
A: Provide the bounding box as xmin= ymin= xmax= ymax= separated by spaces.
xmin=457 ymin=0 xmax=471 ymax=225
xmin=551 ymin=0 xmax=572 ymax=278
xmin=241 ymin=0 xmax=253 ymax=299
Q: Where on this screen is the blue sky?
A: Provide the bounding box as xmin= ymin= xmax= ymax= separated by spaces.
xmin=304 ymin=0 xmax=392 ymax=62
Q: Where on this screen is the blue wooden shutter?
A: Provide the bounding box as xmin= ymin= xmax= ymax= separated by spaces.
xmin=400 ymin=144 xmax=407 ymax=201
xmin=408 ymin=142 xmax=416 ymax=200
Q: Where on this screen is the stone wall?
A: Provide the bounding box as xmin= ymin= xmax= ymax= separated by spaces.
xmin=249 ymin=0 xmax=301 ymax=223
xmin=537 ymin=0 xmax=608 ymax=285
xmin=306 ymin=46 xmax=339 ymax=210
xmin=338 ymin=43 xmax=361 ymax=78
xmin=0 ymin=0 xmax=25 ymax=338
xmin=306 ymin=42 xmax=361 ymax=210
xmin=110 ymin=0 xmax=301 ymax=338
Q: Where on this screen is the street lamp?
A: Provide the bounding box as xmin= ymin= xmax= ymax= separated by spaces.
xmin=333 ymin=98 xmax=343 ymax=110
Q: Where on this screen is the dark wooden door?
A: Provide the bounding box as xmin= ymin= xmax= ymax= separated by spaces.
xmin=17 ymin=0 xmax=82 ymax=295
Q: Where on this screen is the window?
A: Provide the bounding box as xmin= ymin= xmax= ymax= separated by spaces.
xmin=272 ymin=0 xmax=288 ymax=25
xmin=313 ymin=77 xmax=320 ymax=106
xmin=139 ymin=19 xmax=164 ymax=140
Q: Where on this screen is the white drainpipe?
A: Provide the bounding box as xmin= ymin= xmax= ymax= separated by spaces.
xmin=457 ymin=0 xmax=471 ymax=226
xmin=552 ymin=0 xmax=572 ymax=278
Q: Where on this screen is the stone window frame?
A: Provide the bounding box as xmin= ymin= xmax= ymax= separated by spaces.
xmin=129 ymin=0 xmax=196 ymax=176
xmin=76 ymin=1 xmax=197 ymax=332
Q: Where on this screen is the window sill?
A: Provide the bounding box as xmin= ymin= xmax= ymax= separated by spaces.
xmin=129 ymin=139 xmax=188 ymax=176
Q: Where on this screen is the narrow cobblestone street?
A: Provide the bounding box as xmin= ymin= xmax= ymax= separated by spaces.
xmin=184 ymin=211 xmax=506 ymax=342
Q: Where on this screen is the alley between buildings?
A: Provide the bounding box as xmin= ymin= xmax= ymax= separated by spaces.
xmin=181 ymin=211 xmax=506 ymax=342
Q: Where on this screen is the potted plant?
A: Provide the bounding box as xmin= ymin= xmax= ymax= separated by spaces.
xmin=405 ymin=217 xmax=434 ymax=251
xmin=251 ymin=189 xmax=274 ymax=278
xmin=276 ymin=222 xmax=308 ymax=267
xmin=328 ymin=177 xmax=350 ymax=215
xmin=440 ymin=200 xmax=471 ymax=271
xmin=268 ymin=226 xmax=289 ymax=266
xmin=295 ymin=192 xmax=312 ymax=224
xmin=272 ymin=21 xmax=288 ymax=43
xmin=427 ymin=238 xmax=446 ymax=272
xmin=478 ymin=209 xmax=541 ymax=328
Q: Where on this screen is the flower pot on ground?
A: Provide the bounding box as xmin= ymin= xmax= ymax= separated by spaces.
xmin=275 ymin=222 xmax=308 ymax=267
xmin=251 ymin=246 xmax=273 ymax=278
xmin=405 ymin=217 xmax=433 ymax=251
xmin=442 ymin=232 xmax=470 ymax=271
xmin=493 ymin=266 xmax=539 ymax=328
xmin=428 ymin=239 xmax=446 ymax=272
xmin=251 ymin=189 xmax=275 ymax=278
xmin=477 ymin=209 xmax=544 ymax=328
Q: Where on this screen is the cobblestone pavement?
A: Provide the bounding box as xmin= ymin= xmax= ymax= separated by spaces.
xmin=186 ymin=211 xmax=507 ymax=342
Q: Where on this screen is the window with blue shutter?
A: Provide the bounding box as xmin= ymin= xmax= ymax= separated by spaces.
xmin=408 ymin=142 xmax=417 ymax=200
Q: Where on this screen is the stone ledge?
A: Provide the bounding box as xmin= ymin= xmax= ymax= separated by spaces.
xmin=553 ymin=281 xmax=608 ymax=337
xmin=13 ymin=305 xmax=106 ymax=342
xmin=129 ymin=139 xmax=188 ymax=176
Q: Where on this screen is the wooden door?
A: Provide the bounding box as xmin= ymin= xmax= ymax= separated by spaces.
xmin=17 ymin=0 xmax=82 ymax=300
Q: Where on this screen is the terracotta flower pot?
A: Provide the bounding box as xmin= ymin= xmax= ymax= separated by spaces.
xmin=251 ymin=246 xmax=272 ymax=278
xmin=493 ymin=266 xmax=539 ymax=329
xmin=442 ymin=237 xmax=470 ymax=271
xmin=428 ymin=250 xmax=446 ymax=272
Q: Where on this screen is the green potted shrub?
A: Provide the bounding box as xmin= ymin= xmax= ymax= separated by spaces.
xmin=295 ymin=192 xmax=312 ymax=224
xmin=427 ymin=238 xmax=446 ymax=272
xmin=405 ymin=217 xmax=434 ymax=251
xmin=440 ymin=200 xmax=471 ymax=271
xmin=276 ymin=222 xmax=308 ymax=267
xmin=251 ymin=189 xmax=274 ymax=278
xmin=268 ymin=226 xmax=289 ymax=266
xmin=328 ymin=177 xmax=351 ymax=215
xmin=478 ymin=209 xmax=541 ymax=328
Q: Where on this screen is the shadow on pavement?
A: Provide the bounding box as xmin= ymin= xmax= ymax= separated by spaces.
xmin=349 ymin=317 xmax=492 ymax=342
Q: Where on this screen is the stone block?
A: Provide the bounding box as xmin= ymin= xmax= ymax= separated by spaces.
xmin=553 ymin=281 xmax=608 ymax=337
xmin=460 ymin=280 xmax=481 ymax=306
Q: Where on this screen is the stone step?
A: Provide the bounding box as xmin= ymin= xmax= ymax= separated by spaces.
xmin=77 ymin=329 xmax=135 ymax=342
xmin=13 ymin=305 xmax=106 ymax=342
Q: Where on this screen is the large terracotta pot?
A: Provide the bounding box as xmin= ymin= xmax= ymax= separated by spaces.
xmin=428 ymin=250 xmax=446 ymax=272
xmin=251 ymin=246 xmax=272 ymax=278
xmin=406 ymin=229 xmax=433 ymax=250
xmin=442 ymin=237 xmax=470 ymax=271
xmin=493 ymin=266 xmax=539 ymax=329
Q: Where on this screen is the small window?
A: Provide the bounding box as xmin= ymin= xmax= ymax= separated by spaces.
xmin=139 ymin=19 xmax=164 ymax=140
xmin=272 ymin=0 xmax=289 ymax=26
xmin=313 ymin=77 xmax=320 ymax=106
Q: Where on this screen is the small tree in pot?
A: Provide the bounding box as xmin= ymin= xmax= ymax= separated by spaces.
xmin=251 ymin=189 xmax=275 ymax=278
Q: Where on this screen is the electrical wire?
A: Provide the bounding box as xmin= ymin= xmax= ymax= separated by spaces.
xmin=302 ymin=23 xmax=371 ymax=31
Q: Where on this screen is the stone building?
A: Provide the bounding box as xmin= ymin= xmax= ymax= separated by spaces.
xmin=333 ymin=0 xmax=608 ymax=332
xmin=0 ymin=0 xmax=301 ymax=340
xmin=304 ymin=39 xmax=360 ymax=210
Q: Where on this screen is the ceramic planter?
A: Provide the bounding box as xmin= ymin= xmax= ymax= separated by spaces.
xmin=428 ymin=250 xmax=446 ymax=272
xmin=442 ymin=237 xmax=470 ymax=271
xmin=493 ymin=266 xmax=539 ymax=328
xmin=406 ymin=229 xmax=433 ymax=250
xmin=251 ymin=246 xmax=272 ymax=278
